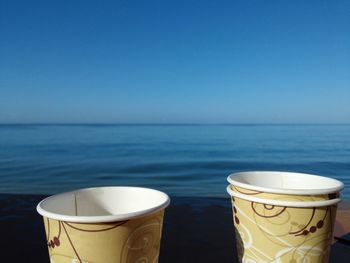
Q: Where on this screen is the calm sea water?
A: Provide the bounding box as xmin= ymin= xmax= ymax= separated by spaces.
xmin=0 ymin=124 xmax=349 ymax=199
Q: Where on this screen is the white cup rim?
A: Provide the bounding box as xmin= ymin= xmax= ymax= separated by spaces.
xmin=227 ymin=171 xmax=344 ymax=195
xmin=227 ymin=186 xmax=341 ymax=207
xmin=37 ymin=186 xmax=171 ymax=223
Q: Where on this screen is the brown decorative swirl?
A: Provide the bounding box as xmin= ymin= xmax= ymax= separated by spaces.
xmin=61 ymin=222 xmax=83 ymax=263
xmin=293 ymin=208 xmax=329 ymax=237
xmin=46 ymin=218 xmax=128 ymax=263
xmin=290 ymin=208 xmax=316 ymax=236
xmin=46 ymin=218 xmax=61 ymax=248
xmin=251 ymin=202 xmax=287 ymax=218
xmin=233 ymin=186 xmax=262 ymax=195
xmin=264 ymin=204 xmax=275 ymax=210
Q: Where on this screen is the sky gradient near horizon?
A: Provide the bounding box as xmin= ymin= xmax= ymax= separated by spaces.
xmin=1 ymin=0 xmax=350 ymax=124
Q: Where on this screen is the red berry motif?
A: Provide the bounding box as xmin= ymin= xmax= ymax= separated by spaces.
xmin=317 ymin=220 xmax=324 ymax=228
xmin=294 ymin=208 xmax=329 ymax=237
xmin=233 ymin=206 xmax=237 ymax=213
xmin=235 ymin=216 xmax=240 ymax=224
xmin=50 ymin=240 xmax=55 ymax=248
xmin=53 ymin=237 xmax=60 ymax=246
xmin=310 ymin=226 xmax=317 ymax=233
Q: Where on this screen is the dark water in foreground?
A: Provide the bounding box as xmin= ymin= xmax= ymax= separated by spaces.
xmin=0 ymin=124 xmax=349 ymax=198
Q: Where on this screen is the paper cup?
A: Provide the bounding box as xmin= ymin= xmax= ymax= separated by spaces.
xmin=37 ymin=186 xmax=170 ymax=263
xmin=228 ymin=171 xmax=343 ymax=202
xmin=226 ymin=171 xmax=344 ymax=263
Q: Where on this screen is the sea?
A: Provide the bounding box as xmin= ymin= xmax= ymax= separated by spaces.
xmin=0 ymin=124 xmax=349 ymax=199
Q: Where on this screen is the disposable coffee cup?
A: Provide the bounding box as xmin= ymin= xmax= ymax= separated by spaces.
xmin=37 ymin=186 xmax=170 ymax=263
xmin=226 ymin=171 xmax=344 ymax=263
xmin=228 ymin=171 xmax=343 ymax=202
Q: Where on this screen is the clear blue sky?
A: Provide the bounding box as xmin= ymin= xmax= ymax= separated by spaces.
xmin=1 ymin=0 xmax=349 ymax=124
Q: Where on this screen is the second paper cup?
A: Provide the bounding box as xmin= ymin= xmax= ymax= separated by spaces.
xmin=227 ymin=171 xmax=343 ymax=263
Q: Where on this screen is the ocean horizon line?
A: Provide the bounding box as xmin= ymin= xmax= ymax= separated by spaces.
xmin=0 ymin=123 xmax=350 ymax=126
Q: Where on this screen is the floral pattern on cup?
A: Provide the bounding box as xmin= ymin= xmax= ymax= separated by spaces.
xmin=231 ymin=196 xmax=337 ymax=263
xmin=44 ymin=211 xmax=164 ymax=263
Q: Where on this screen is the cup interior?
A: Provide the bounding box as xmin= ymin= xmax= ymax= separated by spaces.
xmin=37 ymin=186 xmax=170 ymax=222
xmin=227 ymin=171 xmax=344 ymax=195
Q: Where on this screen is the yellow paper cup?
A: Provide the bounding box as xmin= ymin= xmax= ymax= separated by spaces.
xmin=226 ymin=171 xmax=344 ymax=263
xmin=37 ymin=186 xmax=170 ymax=263
xmin=228 ymin=171 xmax=343 ymax=202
